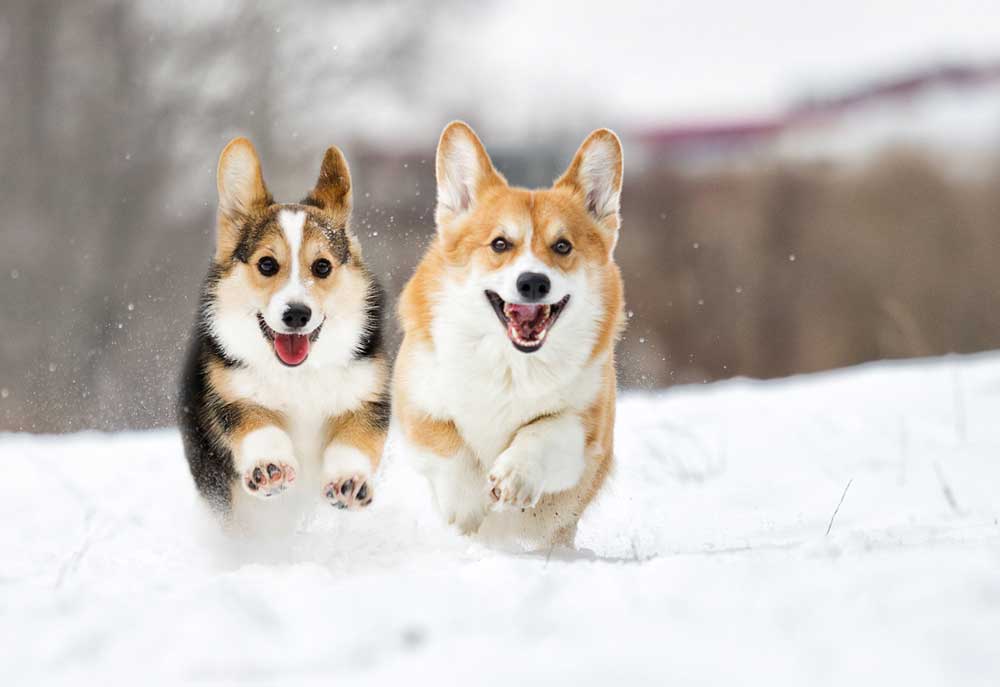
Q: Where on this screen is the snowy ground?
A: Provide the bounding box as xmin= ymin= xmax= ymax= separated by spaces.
xmin=4 ymin=353 xmax=999 ymax=686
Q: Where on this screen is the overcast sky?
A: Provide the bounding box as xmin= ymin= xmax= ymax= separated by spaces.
xmin=432 ymin=0 xmax=1000 ymax=141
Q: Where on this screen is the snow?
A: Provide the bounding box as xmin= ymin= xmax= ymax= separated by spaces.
xmin=4 ymin=353 xmax=1000 ymax=685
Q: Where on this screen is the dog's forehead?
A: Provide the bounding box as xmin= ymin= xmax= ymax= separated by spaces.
xmin=233 ymin=207 xmax=285 ymax=260
xmin=235 ymin=204 xmax=347 ymax=261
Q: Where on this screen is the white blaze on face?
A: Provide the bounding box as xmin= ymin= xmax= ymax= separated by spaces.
xmin=265 ymin=209 xmax=316 ymax=332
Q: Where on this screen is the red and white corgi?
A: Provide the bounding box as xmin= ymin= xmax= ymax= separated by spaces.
xmin=393 ymin=122 xmax=625 ymax=549
xmin=179 ymin=138 xmax=388 ymax=529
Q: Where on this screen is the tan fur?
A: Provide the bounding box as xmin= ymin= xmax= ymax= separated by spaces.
xmin=322 ymin=403 xmax=387 ymax=471
xmin=227 ymin=405 xmax=288 ymax=450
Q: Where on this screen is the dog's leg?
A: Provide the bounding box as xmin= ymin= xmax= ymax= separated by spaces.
xmin=488 ymin=412 xmax=585 ymax=510
xmin=401 ymin=410 xmax=488 ymax=533
xmin=235 ymin=423 xmax=298 ymax=499
xmin=419 ymin=445 xmax=489 ymax=534
xmin=320 ymin=401 xmax=387 ymax=510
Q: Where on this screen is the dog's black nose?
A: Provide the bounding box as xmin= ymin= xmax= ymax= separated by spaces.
xmin=282 ymin=303 xmax=312 ymax=329
xmin=516 ymin=272 xmax=551 ymax=302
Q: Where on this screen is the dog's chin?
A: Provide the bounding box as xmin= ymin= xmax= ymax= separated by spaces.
xmin=257 ymin=313 xmax=324 ymax=367
xmin=484 ymin=291 xmax=570 ymax=353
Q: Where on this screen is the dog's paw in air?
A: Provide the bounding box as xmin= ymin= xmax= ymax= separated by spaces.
xmin=488 ymin=451 xmax=544 ymax=510
xmin=323 ymin=474 xmax=373 ymax=510
xmin=242 ymin=460 xmax=297 ymax=498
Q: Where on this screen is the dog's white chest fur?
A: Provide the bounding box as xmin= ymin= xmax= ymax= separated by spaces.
xmin=229 ymin=358 xmax=379 ymax=461
xmin=409 ymin=336 xmax=604 ymax=466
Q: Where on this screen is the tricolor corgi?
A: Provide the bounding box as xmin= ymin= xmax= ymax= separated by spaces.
xmin=393 ymin=122 xmax=625 ymax=549
xmin=179 ymin=138 xmax=388 ymax=528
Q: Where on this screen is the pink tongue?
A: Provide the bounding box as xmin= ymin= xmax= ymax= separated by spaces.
xmin=506 ymin=304 xmax=544 ymax=337
xmin=274 ymin=333 xmax=310 ymax=366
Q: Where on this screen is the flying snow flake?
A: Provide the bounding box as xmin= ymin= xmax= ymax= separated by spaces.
xmin=789 ymin=254 xmax=796 ymax=261
xmin=0 ymin=388 xmax=8 ymax=399
xmin=735 ymin=286 xmax=743 ymax=294
xmin=10 ymin=269 xmax=18 ymax=279
xmin=48 ymin=363 xmax=56 ymax=372
xmin=639 ymin=337 xmax=646 ymax=344
xmin=693 ymin=242 xmax=699 ymax=249
xmin=127 ymin=303 xmax=135 ymax=312
xmin=627 ymin=310 xmax=634 ymax=319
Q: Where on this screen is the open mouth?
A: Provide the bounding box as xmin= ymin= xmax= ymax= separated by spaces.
xmin=257 ymin=313 xmax=323 ymax=367
xmin=485 ymin=291 xmax=570 ymax=353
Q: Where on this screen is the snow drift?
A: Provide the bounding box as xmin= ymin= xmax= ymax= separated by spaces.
xmin=3 ymin=353 xmax=999 ymax=685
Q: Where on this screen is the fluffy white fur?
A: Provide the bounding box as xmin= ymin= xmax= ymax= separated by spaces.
xmin=322 ymin=443 xmax=373 ymax=482
xmin=489 ymin=412 xmax=587 ymax=508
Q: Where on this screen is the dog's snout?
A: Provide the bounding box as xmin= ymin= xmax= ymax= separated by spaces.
xmin=516 ymin=272 xmax=551 ymax=302
xmin=281 ymin=303 xmax=312 ymax=330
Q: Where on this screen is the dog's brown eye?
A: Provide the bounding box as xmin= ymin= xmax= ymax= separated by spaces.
xmin=491 ymin=237 xmax=510 ymax=253
xmin=257 ymin=256 xmax=279 ymax=276
xmin=553 ymin=239 xmax=573 ymax=255
xmin=312 ymin=259 xmax=332 ymax=278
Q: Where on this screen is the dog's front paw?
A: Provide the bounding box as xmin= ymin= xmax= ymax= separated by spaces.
xmin=242 ymin=459 xmax=297 ymax=498
xmin=323 ymin=474 xmax=373 ymax=510
xmin=488 ymin=450 xmax=544 ymax=509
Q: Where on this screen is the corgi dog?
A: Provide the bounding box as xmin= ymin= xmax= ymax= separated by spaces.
xmin=179 ymin=138 xmax=388 ymax=528
xmin=393 ymin=122 xmax=625 ymax=549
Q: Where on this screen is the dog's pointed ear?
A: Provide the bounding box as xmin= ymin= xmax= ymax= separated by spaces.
xmin=215 ymin=138 xmax=271 ymax=260
xmin=435 ymin=121 xmax=505 ymax=228
xmin=305 ymin=145 xmax=353 ymax=220
xmin=217 ymin=137 xmax=271 ymax=218
xmin=555 ymin=129 xmax=624 ymax=233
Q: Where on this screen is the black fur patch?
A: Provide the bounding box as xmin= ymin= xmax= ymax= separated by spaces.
xmin=367 ymin=394 xmax=391 ymax=432
xmin=178 ymin=335 xmax=239 ymax=513
xmin=299 ymin=195 xmax=324 ymax=209
xmin=232 ymin=210 xmax=279 ymax=264
xmin=309 ymin=212 xmax=350 ymax=265
xmin=177 ymin=263 xmax=248 ymax=513
xmin=217 ymin=402 xmax=243 ymax=434
xmin=355 ymin=275 xmax=385 ymax=359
